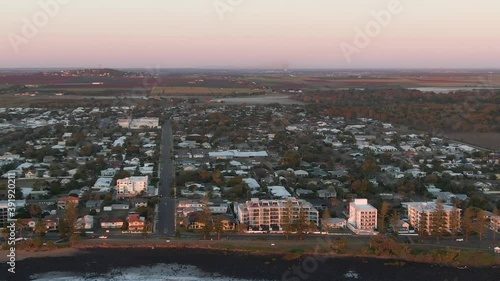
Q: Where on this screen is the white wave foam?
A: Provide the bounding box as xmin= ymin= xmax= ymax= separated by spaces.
xmin=30 ymin=263 xmax=271 ymax=281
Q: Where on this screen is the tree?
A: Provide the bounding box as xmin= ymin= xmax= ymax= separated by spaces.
xmin=462 ymin=207 xmax=475 ymax=242
xmin=476 ymin=209 xmax=488 ymax=241
xmin=390 ymin=210 xmax=400 ymax=236
xmin=34 ymin=219 xmax=47 ymax=237
xmin=212 ymin=169 xmax=224 ymax=186
xmin=378 ymin=201 xmax=390 ymax=234
xmin=2 ymin=226 xmax=10 ymax=246
xmin=237 ymin=223 xmax=247 ymax=234
xmin=449 ymin=205 xmax=461 ymax=240
xmin=494 ymin=208 xmax=500 ymax=241
xmin=431 ymin=201 xmax=446 ymax=241
xmin=281 ymin=150 xmax=301 ymax=168
xmin=213 ymin=217 xmax=224 ymax=240
xmin=322 ymin=207 xmax=331 ymax=233
xmin=418 ymin=212 xmax=428 ymax=242
xmin=142 ymin=222 xmax=151 ymax=239
xmin=28 ymin=204 xmax=42 ymax=218
xmin=294 ymin=207 xmax=309 ymax=240
xmin=199 ymin=199 xmax=213 ymax=240
xmin=113 ymin=170 xmax=131 ymax=182
xmin=362 ymin=158 xmax=379 ymax=177
xmin=15 ymin=218 xmax=28 ymax=239
xmin=282 ymin=199 xmax=294 ymax=240
xmin=59 ymin=202 xmax=78 ymax=240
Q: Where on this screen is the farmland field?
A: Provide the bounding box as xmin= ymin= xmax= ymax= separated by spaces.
xmin=35 ymin=87 xmax=136 ymax=94
xmin=150 ymin=86 xmax=263 ymax=96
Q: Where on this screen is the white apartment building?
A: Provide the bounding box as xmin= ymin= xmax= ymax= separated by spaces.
xmin=116 ymin=176 xmax=148 ymax=197
xmin=118 ymin=118 xmax=159 ymax=129
xmin=405 ymin=202 xmax=461 ymax=234
xmin=236 ymin=198 xmax=319 ymax=231
xmin=348 ymin=199 xmax=377 ymax=234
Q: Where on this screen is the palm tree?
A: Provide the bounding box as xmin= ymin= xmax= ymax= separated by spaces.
xmin=15 ymin=218 xmax=28 ymax=239
xmin=2 ymin=226 xmax=9 ymax=246
xmin=34 ymin=220 xmax=47 ymax=237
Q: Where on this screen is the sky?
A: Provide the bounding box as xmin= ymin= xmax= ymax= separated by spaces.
xmin=1 ymin=0 xmax=500 ymax=69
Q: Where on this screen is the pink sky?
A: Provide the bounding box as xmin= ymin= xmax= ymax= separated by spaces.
xmin=1 ymin=0 xmax=499 ymax=68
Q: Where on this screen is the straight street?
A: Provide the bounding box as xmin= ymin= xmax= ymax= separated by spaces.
xmin=156 ymin=120 xmax=176 ymax=237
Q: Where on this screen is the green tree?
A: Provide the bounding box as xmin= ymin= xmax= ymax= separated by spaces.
xmin=418 ymin=212 xmax=428 ymax=242
xmin=238 ymin=223 xmax=247 ymax=234
xmin=322 ymin=207 xmax=331 ymax=233
xmin=281 ymin=150 xmax=301 ymax=168
xmin=390 ymin=210 xmax=400 ymax=236
xmin=60 ymin=202 xmax=79 ymax=241
xmin=476 ymin=209 xmax=488 ymax=241
xmin=449 ymin=204 xmax=461 ymax=240
xmin=431 ymin=201 xmax=446 ymax=241
xmin=462 ymin=207 xmax=475 ymax=242
xmin=282 ymin=199 xmax=294 ymax=240
xmin=113 ymin=170 xmax=131 ymax=182
xmin=212 ymin=169 xmax=224 ymax=186
xmin=213 ymin=217 xmax=224 ymax=240
xmin=34 ymin=219 xmax=47 ymax=237
xmin=15 ymin=218 xmax=28 ymax=238
xmin=378 ymin=201 xmax=390 ymax=234
xmin=2 ymin=227 xmax=9 ymax=246
xmin=294 ymin=207 xmax=309 ymax=240
xmin=200 ymin=200 xmax=213 ymax=240
xmin=493 ymin=208 xmax=499 ymax=241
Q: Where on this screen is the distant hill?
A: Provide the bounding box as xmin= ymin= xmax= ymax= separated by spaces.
xmin=56 ymin=68 xmax=129 ymax=77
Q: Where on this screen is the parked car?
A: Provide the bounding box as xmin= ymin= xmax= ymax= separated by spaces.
xmin=99 ymin=236 xmax=108 ymax=239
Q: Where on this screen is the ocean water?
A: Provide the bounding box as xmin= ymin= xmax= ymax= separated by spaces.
xmin=408 ymin=87 xmax=499 ymax=93
xmin=30 ymin=263 xmax=272 ymax=281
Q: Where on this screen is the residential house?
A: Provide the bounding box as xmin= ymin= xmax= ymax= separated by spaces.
xmin=127 ymin=214 xmax=145 ymax=231
xmin=322 ymin=218 xmax=347 ymax=230
xmin=76 ymin=215 xmax=94 ymax=230
xmin=131 ymin=198 xmax=149 ymax=208
xmin=57 ymin=197 xmax=79 ymax=209
xmin=100 ymin=217 xmax=125 ymax=229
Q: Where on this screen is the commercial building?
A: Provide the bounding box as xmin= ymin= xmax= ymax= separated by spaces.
xmin=236 ymin=198 xmax=319 ymax=231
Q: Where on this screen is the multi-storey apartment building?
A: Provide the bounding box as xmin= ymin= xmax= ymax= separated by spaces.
xmin=405 ymin=202 xmax=461 ymax=234
xmin=116 ymin=176 xmax=148 ymax=197
xmin=348 ymin=199 xmax=377 ymax=234
xmin=236 ymin=198 xmax=319 ymax=231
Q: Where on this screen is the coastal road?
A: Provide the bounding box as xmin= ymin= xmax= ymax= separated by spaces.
xmin=156 ymin=120 xmax=176 ymax=237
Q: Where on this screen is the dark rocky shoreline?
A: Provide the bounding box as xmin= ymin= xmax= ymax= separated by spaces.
xmin=2 ymin=248 xmax=499 ymax=281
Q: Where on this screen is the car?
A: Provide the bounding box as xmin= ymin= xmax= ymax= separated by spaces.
xmin=456 ymin=238 xmax=464 ymax=242
xmin=99 ymin=236 xmax=108 ymax=239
